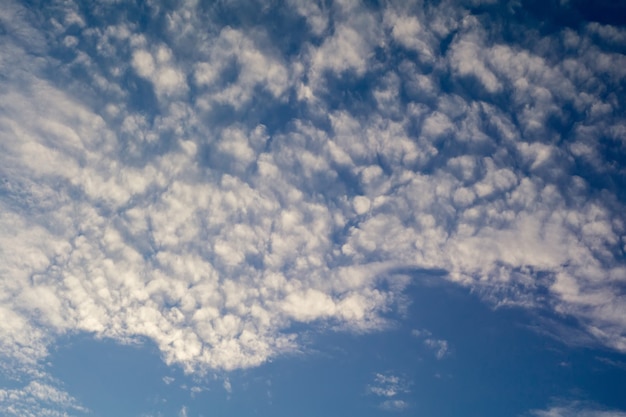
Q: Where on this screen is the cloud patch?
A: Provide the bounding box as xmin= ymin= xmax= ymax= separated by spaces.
xmin=412 ymin=329 xmax=451 ymax=359
xmin=530 ymin=402 xmax=626 ymax=417
xmin=367 ymin=373 xmax=411 ymax=411
xmin=0 ymin=380 xmax=88 ymax=417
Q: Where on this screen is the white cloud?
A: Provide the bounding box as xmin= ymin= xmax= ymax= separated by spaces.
xmin=412 ymin=328 xmax=451 ymax=359
xmin=353 ymin=196 xmax=371 ymax=215
xmin=368 ymin=373 xmax=411 ymax=411
xmin=131 ymin=45 xmax=188 ymax=99
xmin=586 ymin=22 xmax=626 ymax=46
xmin=448 ymin=18 xmax=502 ymax=93
xmin=424 ymin=339 xmax=450 ymax=360
xmin=0 ymin=379 xmax=88 ymax=417
xmin=223 ymin=378 xmax=232 ymax=394
xmin=368 ymin=373 xmax=410 ymax=398
xmin=384 ymin=8 xmax=435 ymax=63
xmin=193 ymin=27 xmax=290 ymax=110
xmin=309 ymin=25 xmax=370 ymax=86
xmin=531 ymin=402 xmax=626 ymax=417
xmin=287 ymin=0 xmax=329 ymax=36
xmin=305 ymin=1 xmax=381 ymax=93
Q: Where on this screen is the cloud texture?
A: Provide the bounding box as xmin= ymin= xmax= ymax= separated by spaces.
xmin=1 ymin=0 xmax=625 ymax=383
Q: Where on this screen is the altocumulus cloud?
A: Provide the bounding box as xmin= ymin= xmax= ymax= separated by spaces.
xmin=0 ymin=379 xmax=88 ymax=417
xmin=0 ymin=0 xmax=625 ymax=398
xmin=367 ymin=372 xmax=411 ymax=411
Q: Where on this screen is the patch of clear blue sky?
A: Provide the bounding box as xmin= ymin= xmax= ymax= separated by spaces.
xmin=49 ymin=274 xmax=626 ymax=417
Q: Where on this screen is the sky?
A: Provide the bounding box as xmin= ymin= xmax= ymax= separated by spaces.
xmin=0 ymin=0 xmax=626 ymax=416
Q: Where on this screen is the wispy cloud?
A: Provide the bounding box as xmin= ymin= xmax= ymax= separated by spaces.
xmin=223 ymin=378 xmax=232 ymax=394
xmin=0 ymin=379 xmax=88 ymax=417
xmin=412 ymin=328 xmax=451 ymax=359
xmin=367 ymin=373 xmax=411 ymax=411
xmin=380 ymin=399 xmax=410 ymax=412
xmin=368 ymin=373 xmax=410 ymax=398
xmin=530 ymin=401 xmax=626 ymax=417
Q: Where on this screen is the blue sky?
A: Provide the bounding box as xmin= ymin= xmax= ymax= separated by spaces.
xmin=1 ymin=0 xmax=626 ymax=416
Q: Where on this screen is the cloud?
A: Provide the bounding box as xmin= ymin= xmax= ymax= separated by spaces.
xmin=192 ymin=26 xmax=290 ymax=110
xmin=368 ymin=373 xmax=410 ymax=398
xmin=223 ymin=378 xmax=232 ymax=394
xmin=448 ymin=18 xmax=503 ymax=94
xmin=367 ymin=373 xmax=411 ymax=411
xmin=287 ymin=0 xmax=329 ymax=36
xmin=131 ymin=44 xmax=188 ymax=100
xmin=1 ymin=0 xmax=626 ymax=388
xmin=380 ymin=399 xmax=410 ymax=412
xmin=412 ymin=329 xmax=451 ymax=359
xmin=305 ymin=0 xmax=382 ymax=92
xmin=0 ymin=379 xmax=88 ymax=417
xmin=424 ymin=338 xmax=450 ymax=360
xmin=530 ymin=402 xmax=626 ymax=417
xmin=384 ymin=11 xmax=434 ymax=62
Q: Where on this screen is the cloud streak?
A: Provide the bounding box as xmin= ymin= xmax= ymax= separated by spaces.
xmin=0 ymin=380 xmax=88 ymax=417
xmin=531 ymin=402 xmax=626 ymax=417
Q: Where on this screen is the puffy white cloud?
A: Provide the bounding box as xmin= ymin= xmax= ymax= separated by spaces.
xmin=287 ymin=0 xmax=329 ymax=36
xmin=305 ymin=0 xmax=382 ymax=93
xmin=311 ymin=25 xmax=372 ymax=77
xmin=388 ymin=14 xmax=432 ymax=58
xmin=448 ymin=17 xmax=503 ymax=94
xmin=131 ymin=45 xmax=188 ymax=99
xmin=193 ymin=27 xmax=290 ymax=110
